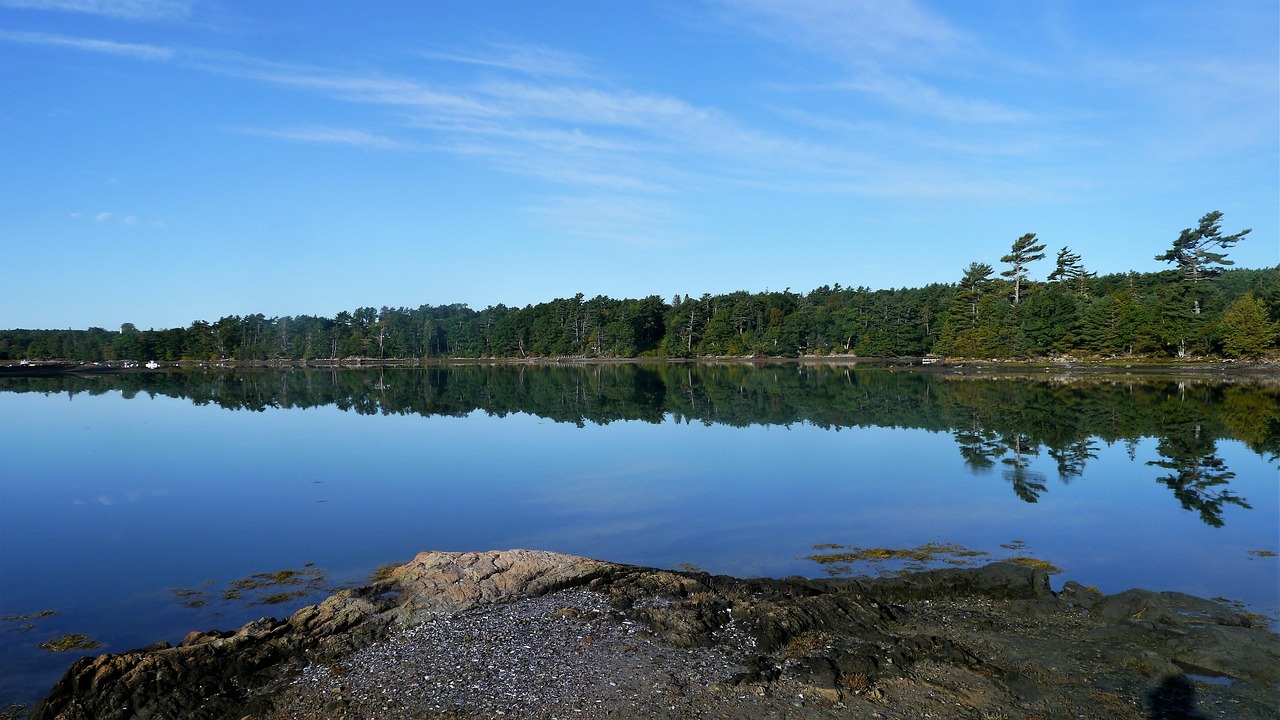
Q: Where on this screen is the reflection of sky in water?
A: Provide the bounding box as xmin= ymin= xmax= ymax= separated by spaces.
xmin=0 ymin=387 xmax=1277 ymax=705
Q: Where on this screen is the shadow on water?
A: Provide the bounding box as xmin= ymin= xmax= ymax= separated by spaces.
xmin=1148 ymin=675 xmax=1206 ymax=720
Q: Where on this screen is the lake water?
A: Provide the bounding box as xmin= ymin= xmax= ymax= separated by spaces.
xmin=1 ymin=364 xmax=1277 ymax=707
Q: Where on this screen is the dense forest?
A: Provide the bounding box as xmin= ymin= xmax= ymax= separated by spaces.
xmin=2 ymin=364 xmax=1271 ymax=526
xmin=4 ymin=212 xmax=1278 ymax=362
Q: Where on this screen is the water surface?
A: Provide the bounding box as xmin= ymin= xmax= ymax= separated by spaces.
xmin=1 ymin=365 xmax=1276 ymax=706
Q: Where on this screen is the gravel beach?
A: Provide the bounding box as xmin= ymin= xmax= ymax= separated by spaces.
xmin=29 ymin=551 xmax=1280 ymax=720
xmin=264 ymin=587 xmax=810 ymax=719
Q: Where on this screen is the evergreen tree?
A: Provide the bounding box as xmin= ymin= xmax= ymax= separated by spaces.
xmin=957 ymin=262 xmax=995 ymax=325
xmin=1046 ymin=246 xmax=1095 ymax=297
xmin=1156 ymin=211 xmax=1251 ymax=285
xmin=1000 ymin=233 xmax=1047 ymax=305
xmin=1217 ymin=292 xmax=1279 ymax=358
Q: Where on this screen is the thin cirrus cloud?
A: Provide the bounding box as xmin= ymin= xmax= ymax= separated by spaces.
xmin=212 ymin=55 xmax=835 ymax=192
xmin=0 ymin=0 xmax=192 ymax=21
xmin=526 ymin=195 xmax=691 ymax=248
xmin=717 ymin=0 xmax=966 ymax=69
xmin=72 ymin=211 xmax=163 ymax=227
xmin=0 ymin=29 xmax=172 ymax=60
xmin=231 ymin=125 xmax=404 ymax=151
xmin=0 ymin=11 xmax=1075 ymax=240
xmin=834 ymin=73 xmax=1034 ymax=124
xmin=418 ymin=43 xmax=592 ymax=79
xmin=713 ymin=0 xmax=1030 ymax=124
xmin=0 ymin=19 xmax=1030 ymax=203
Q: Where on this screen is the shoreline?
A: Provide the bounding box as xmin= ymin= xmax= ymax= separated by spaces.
xmin=3 ymin=354 xmax=1278 ymax=379
xmin=25 ymin=550 xmax=1280 ymax=720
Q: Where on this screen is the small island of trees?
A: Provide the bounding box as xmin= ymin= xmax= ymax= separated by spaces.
xmin=3 ymin=211 xmax=1277 ymax=363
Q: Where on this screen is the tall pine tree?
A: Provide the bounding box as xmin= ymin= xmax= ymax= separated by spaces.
xmin=1001 ymin=233 xmax=1047 ymax=305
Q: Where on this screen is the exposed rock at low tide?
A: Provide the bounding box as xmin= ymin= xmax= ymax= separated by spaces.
xmin=29 ymin=550 xmax=1280 ymax=720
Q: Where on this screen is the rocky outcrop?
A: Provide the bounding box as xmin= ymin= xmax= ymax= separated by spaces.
xmin=30 ymin=551 xmax=1280 ymax=720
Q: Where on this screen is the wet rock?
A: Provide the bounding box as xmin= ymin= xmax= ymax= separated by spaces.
xmin=867 ymin=561 xmax=1054 ymax=601
xmin=28 ymin=551 xmax=1280 ymax=720
xmin=1060 ymin=580 xmax=1104 ymax=609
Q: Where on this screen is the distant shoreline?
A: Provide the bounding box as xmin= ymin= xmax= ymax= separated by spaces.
xmin=2 ymin=354 xmax=1277 ymax=381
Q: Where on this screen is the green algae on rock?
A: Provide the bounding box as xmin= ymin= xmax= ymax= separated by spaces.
xmin=38 ymin=634 xmax=102 ymax=653
xmin=805 ymin=541 xmax=991 ymax=576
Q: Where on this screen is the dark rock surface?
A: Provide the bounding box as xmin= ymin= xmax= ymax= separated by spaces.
xmin=28 ymin=550 xmax=1280 ymax=720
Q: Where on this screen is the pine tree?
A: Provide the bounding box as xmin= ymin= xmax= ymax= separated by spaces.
xmin=1156 ymin=211 xmax=1251 ymax=285
xmin=957 ymin=262 xmax=994 ymax=326
xmin=1046 ymin=246 xmax=1095 ymax=298
xmin=1000 ymin=233 xmax=1047 ymax=305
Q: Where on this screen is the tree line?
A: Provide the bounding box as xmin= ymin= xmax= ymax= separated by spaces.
xmin=3 ymin=211 xmax=1277 ymax=362
xmin=2 ymin=364 xmax=1271 ymax=525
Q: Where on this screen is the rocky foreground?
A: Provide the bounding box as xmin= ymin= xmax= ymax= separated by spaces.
xmin=29 ymin=550 xmax=1280 ymax=719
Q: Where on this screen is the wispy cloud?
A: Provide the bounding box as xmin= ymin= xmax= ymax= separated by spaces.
xmin=527 ymin=195 xmax=689 ymax=247
xmin=0 ymin=30 xmax=172 ymax=60
xmin=11 ymin=10 xmax=1075 ymax=239
xmin=420 ymin=43 xmax=590 ymax=78
xmin=212 ymin=57 xmax=746 ymax=188
xmin=834 ymin=73 xmax=1033 ymax=124
xmin=713 ymin=0 xmax=967 ymax=70
xmin=0 ymin=0 xmax=192 ymax=21
xmin=232 ymin=125 xmax=403 ymax=150
xmin=711 ymin=0 xmax=1031 ymax=126
xmin=70 ymin=210 xmax=164 ymax=227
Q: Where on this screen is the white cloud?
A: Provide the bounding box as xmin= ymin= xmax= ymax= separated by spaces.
xmin=0 ymin=30 xmax=173 ymax=60
xmin=0 ymin=0 xmax=192 ymax=21
xmin=527 ymin=195 xmax=689 ymax=247
xmin=714 ymin=0 xmax=967 ymax=70
xmin=233 ymin=125 xmax=403 ymax=150
xmin=185 ymin=25 xmax=1079 ymax=206
xmin=123 ymin=215 xmax=138 ymax=225
xmin=94 ymin=212 xmax=111 ymax=222
xmin=420 ymin=43 xmax=590 ymax=79
xmin=835 ymin=73 xmax=1033 ymax=124
xmin=712 ymin=0 xmax=1033 ymax=125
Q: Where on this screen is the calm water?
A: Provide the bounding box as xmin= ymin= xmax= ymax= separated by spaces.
xmin=1 ymin=365 xmax=1277 ymax=706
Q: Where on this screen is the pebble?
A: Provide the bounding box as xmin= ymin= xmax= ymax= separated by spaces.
xmin=277 ymin=587 xmax=757 ymax=719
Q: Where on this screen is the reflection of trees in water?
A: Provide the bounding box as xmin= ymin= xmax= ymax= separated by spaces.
xmin=1048 ymin=439 xmax=1098 ymax=482
xmin=2 ymin=365 xmax=1273 ymax=524
xmin=953 ymin=428 xmax=1050 ymax=502
xmin=954 ymin=427 xmax=1002 ymax=472
xmin=999 ymin=434 xmax=1048 ymax=503
xmin=1148 ymin=430 xmax=1250 ymax=528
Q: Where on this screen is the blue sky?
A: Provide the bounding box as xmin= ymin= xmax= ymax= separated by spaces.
xmin=2 ymin=0 xmax=1276 ymax=331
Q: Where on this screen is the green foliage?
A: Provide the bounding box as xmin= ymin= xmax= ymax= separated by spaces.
xmin=0 ymin=231 xmax=1275 ymax=362
xmin=1156 ymin=210 xmax=1251 ymax=283
xmin=1047 ymin=246 xmax=1095 ymax=298
xmin=1217 ymin=292 xmax=1279 ymax=358
xmin=1001 ymin=232 xmax=1047 ymax=305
